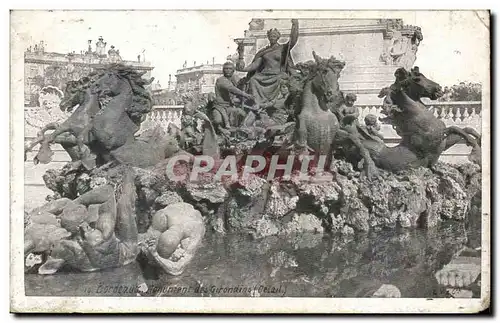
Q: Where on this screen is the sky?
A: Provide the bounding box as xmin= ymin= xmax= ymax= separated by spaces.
xmin=11 ymin=10 xmax=490 ymax=87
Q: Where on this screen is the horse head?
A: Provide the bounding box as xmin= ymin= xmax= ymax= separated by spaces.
xmin=60 ymin=80 xmax=86 ymax=112
xmin=91 ymin=69 xmax=127 ymax=98
xmin=393 ymin=67 xmax=443 ymax=101
xmin=90 ymin=65 xmax=154 ymax=126
xmin=310 ymin=51 xmax=345 ymax=111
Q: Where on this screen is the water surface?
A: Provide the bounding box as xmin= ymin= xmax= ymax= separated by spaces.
xmin=25 ymin=220 xmax=480 ymax=298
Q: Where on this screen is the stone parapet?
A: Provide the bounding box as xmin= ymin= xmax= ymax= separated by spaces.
xmin=24 ymin=51 xmax=153 ymax=71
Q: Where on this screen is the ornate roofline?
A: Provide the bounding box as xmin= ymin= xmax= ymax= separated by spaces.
xmin=236 ymin=19 xmax=423 ymax=42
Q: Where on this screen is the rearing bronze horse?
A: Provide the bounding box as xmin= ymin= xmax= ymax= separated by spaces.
xmin=25 ymin=65 xmax=156 ymax=169
xmin=24 ymin=74 xmax=101 ymax=169
xmin=343 ymin=67 xmax=481 ymax=172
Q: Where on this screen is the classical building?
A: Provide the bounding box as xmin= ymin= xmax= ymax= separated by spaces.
xmin=24 ymin=37 xmax=154 ymax=106
xmin=233 ymin=18 xmax=422 ymax=104
xmin=150 ymin=74 xmax=180 ymax=105
xmin=175 ymin=59 xmax=223 ymax=95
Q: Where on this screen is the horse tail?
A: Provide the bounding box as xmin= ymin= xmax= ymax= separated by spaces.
xmin=194 ymin=111 xmax=220 ymax=159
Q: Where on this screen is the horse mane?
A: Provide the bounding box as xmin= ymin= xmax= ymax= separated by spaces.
xmin=391 ymin=66 xmax=422 ymax=92
xmin=61 ymin=71 xmax=102 ymax=104
xmin=288 ymin=55 xmax=346 ymax=114
xmin=291 ymin=55 xmax=346 ymax=90
xmin=95 ymin=64 xmax=154 ymax=125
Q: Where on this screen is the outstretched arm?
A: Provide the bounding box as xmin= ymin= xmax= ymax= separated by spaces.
xmin=74 ymin=184 xmax=115 ymax=206
xmin=145 ymin=238 xmax=194 ymax=276
xmin=238 ymin=57 xmax=262 ymax=73
xmin=373 ymin=130 xmax=385 ymax=140
xmin=289 ymin=19 xmax=299 ymax=48
xmin=352 ymin=107 xmax=360 ymax=119
xmin=217 ymin=78 xmax=252 ymax=99
xmin=146 ymin=228 xmax=204 ymax=276
xmin=78 ymin=237 xmax=119 ymax=269
xmin=151 ymin=252 xmax=194 ymax=276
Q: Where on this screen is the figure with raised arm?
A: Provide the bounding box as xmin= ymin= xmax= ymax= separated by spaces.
xmin=236 ymin=19 xmax=299 ymax=106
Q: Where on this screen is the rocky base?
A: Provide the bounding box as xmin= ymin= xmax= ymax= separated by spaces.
xmin=42 ymin=160 xmax=481 ymax=239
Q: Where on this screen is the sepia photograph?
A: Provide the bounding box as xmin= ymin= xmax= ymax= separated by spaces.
xmin=9 ymin=8 xmax=490 ymax=313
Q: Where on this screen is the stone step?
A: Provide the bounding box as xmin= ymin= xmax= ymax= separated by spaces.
xmin=340 ymin=72 xmax=394 ymax=83
xmin=340 ymin=75 xmax=394 ymax=83
xmin=343 ymin=65 xmax=398 ymax=74
xmin=339 ymin=81 xmax=391 ymax=93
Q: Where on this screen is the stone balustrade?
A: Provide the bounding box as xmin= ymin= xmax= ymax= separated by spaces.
xmin=24 ymin=101 xmax=482 ymax=139
xmin=141 ymin=101 xmax=482 ymax=136
xmin=139 ymin=105 xmax=184 ymax=132
xmin=358 ymin=100 xmax=482 ymax=136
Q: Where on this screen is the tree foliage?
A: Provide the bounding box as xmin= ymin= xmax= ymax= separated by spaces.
xmin=438 ymin=82 xmax=482 ymax=102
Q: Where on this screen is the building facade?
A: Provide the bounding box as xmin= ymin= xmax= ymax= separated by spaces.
xmin=175 ymin=62 xmax=223 ymax=95
xmin=151 ymin=74 xmax=180 ymax=105
xmin=24 ymin=37 xmax=154 ymax=107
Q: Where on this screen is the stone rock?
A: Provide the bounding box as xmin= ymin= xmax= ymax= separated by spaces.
xmin=296 ymin=180 xmax=340 ymax=206
xmin=154 ymin=191 xmax=183 ymax=208
xmin=433 ymin=162 xmax=466 ymax=187
xmin=185 ymin=181 xmax=227 ymax=204
xmin=25 ymin=223 xmax=71 ymax=253
xmin=134 ymin=167 xmax=165 ymax=190
xmin=330 ymin=159 xmax=358 ymax=178
xmin=43 ymin=168 xmax=80 ymax=199
xmin=235 ymin=175 xmax=268 ymax=198
xmin=329 ymin=213 xmax=346 ymax=232
xmin=35 ymin=155 xmax=481 ymax=241
xmin=289 ymin=232 xmax=323 ymax=249
xmin=251 ymin=215 xmax=279 ymax=239
xmin=281 ymin=213 xmax=324 ymax=235
xmin=60 ymin=204 xmax=89 ymax=234
xmin=342 ymin=196 xmax=370 ymax=232
xmin=269 ymin=250 xmax=298 ymax=268
xmin=372 ymin=284 xmax=402 ymax=298
xmin=265 ymin=182 xmax=299 ymax=218
xmin=139 ymin=187 xmax=159 ymax=208
xmin=216 ymin=161 xmax=480 ymax=236
xmin=341 ymin=225 xmax=355 ymax=236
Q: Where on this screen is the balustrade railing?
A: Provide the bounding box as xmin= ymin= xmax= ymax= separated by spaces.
xmin=22 ymin=101 xmax=484 ymax=193
xmin=24 ymin=101 xmax=482 ymax=139
xmin=357 ymin=101 xmax=482 ymax=133
xmin=144 ymin=101 xmax=482 ymax=135
xmin=140 ymin=105 xmax=184 ymax=132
